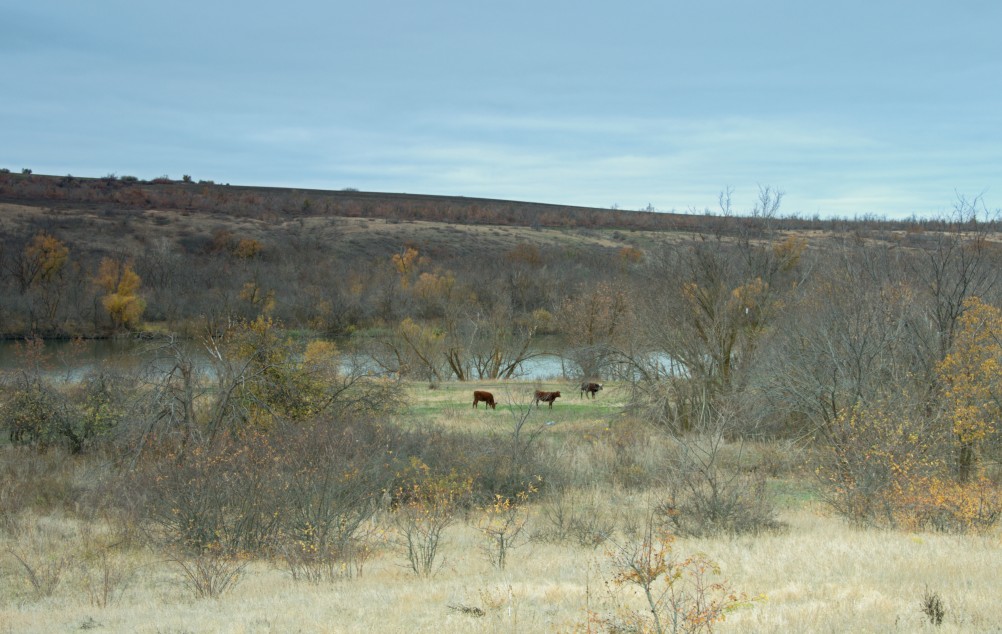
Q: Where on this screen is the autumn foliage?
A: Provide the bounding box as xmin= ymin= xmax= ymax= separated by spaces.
xmin=817 ymin=395 xmax=1002 ymax=532
xmin=937 ymin=296 xmax=1002 ymax=481
xmin=598 ymin=522 xmax=751 ymax=633
xmin=95 ymin=258 xmax=145 ymax=329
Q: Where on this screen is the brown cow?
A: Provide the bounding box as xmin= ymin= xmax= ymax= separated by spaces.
xmin=533 ymin=390 xmax=561 ymax=409
xmin=580 ymin=382 xmax=603 ymax=399
xmin=473 ymin=390 xmax=496 ymax=410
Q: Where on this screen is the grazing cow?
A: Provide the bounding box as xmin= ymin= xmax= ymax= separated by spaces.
xmin=473 ymin=390 xmax=496 ymax=410
xmin=580 ymin=382 xmax=604 ymax=399
xmin=533 ymin=390 xmax=561 ymax=409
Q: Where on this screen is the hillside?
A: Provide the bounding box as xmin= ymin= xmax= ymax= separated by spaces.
xmin=0 ymin=170 xmax=998 ymax=343
xmin=0 ymin=170 xmax=945 ymax=236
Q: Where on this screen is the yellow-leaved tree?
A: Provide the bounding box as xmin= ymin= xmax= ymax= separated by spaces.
xmin=391 ymin=246 xmax=421 ymax=289
xmin=26 ymin=232 xmax=70 ymax=286
xmin=95 ymin=258 xmax=146 ymax=330
xmin=937 ymin=296 xmax=1002 ymax=482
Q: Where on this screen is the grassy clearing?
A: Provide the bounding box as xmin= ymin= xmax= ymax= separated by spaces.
xmin=397 ymin=380 xmax=627 ymax=432
xmin=2 ymin=381 xmax=1001 ymax=633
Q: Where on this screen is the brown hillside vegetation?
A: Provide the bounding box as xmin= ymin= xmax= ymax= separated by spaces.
xmin=2 ymin=171 xmax=998 ymax=340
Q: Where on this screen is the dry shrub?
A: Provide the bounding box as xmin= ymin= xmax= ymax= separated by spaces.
xmin=597 ymin=517 xmax=753 ymax=634
xmin=539 ymin=420 xmax=667 ymax=494
xmin=751 ymin=439 xmax=803 ymax=477
xmin=893 ymin=474 xmax=1002 ymax=533
xmin=125 ymin=416 xmax=395 ymax=558
xmin=474 ymin=486 xmax=536 ymax=569
xmin=170 ymin=546 xmax=247 ymax=599
xmin=662 ymin=427 xmax=780 ymax=537
xmin=0 ymin=446 xmax=82 ymax=522
xmin=81 ymin=548 xmax=133 ymax=608
xmin=390 ymin=458 xmax=474 ymax=577
xmin=535 ymin=486 xmax=617 ymax=547
xmin=128 ymin=431 xmax=286 ymax=553
xmin=594 ymin=421 xmax=666 ymax=490
xmin=7 ymin=548 xmax=73 ymax=599
xmin=814 ymin=403 xmax=1002 ymax=532
xmin=392 ymin=424 xmax=541 ymax=503
xmin=276 ymin=419 xmax=391 ymax=581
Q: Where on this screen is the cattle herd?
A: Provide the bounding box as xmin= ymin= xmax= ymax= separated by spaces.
xmin=472 ymin=382 xmax=603 ymax=410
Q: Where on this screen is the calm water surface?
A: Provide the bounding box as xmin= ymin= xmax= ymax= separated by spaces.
xmin=0 ymin=338 xmax=571 ymax=381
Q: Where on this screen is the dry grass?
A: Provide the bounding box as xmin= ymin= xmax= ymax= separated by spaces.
xmin=2 ymin=504 xmax=1001 ymax=633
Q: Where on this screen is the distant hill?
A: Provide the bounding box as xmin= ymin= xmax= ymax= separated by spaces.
xmin=0 ymin=171 xmax=924 ymax=236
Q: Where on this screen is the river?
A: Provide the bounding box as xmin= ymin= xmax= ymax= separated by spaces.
xmin=0 ymin=337 xmax=573 ymax=382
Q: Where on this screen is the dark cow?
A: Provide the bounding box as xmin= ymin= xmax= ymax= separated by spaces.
xmin=533 ymin=390 xmax=561 ymax=409
xmin=473 ymin=390 xmax=496 ymax=410
xmin=580 ymin=382 xmax=604 ymax=399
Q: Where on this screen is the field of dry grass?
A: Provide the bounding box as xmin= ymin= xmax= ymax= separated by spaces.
xmin=4 ymin=505 xmax=1000 ymax=632
xmin=2 ymin=381 xmax=1002 ymax=633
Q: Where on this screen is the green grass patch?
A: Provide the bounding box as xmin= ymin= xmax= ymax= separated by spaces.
xmin=394 ymin=380 xmax=628 ymax=433
xmin=768 ymin=477 xmax=820 ymax=509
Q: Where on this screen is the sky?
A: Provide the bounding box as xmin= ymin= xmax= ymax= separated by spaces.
xmin=3 ymin=1 xmax=1001 ymax=218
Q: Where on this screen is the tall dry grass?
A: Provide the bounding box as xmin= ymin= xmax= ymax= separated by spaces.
xmin=3 ymin=491 xmax=1001 ymax=632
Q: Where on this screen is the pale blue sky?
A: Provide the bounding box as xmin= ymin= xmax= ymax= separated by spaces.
xmin=3 ymin=1 xmax=1001 ymax=217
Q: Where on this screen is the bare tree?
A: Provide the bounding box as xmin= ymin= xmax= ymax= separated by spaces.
xmin=906 ymin=194 xmax=1000 ymax=371
xmin=631 ymin=230 xmax=803 ymax=433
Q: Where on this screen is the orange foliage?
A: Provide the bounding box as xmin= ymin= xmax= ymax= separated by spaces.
xmin=818 ymin=402 xmax=1002 ymax=532
xmin=617 ymin=245 xmax=644 ymax=265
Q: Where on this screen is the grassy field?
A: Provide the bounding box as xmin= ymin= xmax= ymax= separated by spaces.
xmin=2 ymin=381 xmax=1001 ymax=633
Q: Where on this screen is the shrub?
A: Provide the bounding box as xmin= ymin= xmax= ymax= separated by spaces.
xmin=170 ymin=546 xmax=247 ymax=599
xmin=1 ymin=365 xmax=131 ymax=454
xmin=0 ymin=447 xmax=81 ymax=519
xmin=276 ymin=419 xmax=392 ymax=581
xmin=125 ymin=416 xmax=395 ymax=560
xmin=814 ymin=401 xmax=1002 ymax=532
xmin=390 ymin=458 xmax=474 ymax=576
xmin=894 ymin=474 xmax=1002 ymax=533
xmin=1 ymin=387 xmax=65 ymax=449
xmin=475 ymin=485 xmax=536 ymax=569
xmin=661 ymin=425 xmax=779 ymax=537
xmin=535 ymin=486 xmax=617 ymax=547
xmin=597 ymin=518 xmax=753 ymax=633
xmin=8 ymin=548 xmax=73 ymax=599
xmin=129 ymin=431 xmax=287 ymax=554
xmin=81 ymin=548 xmax=134 ymax=608
xmin=921 ymin=587 xmax=945 ymax=626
